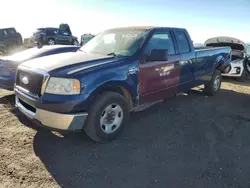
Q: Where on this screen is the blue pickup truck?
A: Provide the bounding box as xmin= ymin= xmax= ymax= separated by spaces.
xmin=15 ymin=27 xmax=231 ymax=142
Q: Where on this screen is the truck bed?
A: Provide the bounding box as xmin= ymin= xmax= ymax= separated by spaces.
xmin=195 ymin=46 xmax=231 ymax=73
xmin=195 ymin=46 xmax=231 ymax=58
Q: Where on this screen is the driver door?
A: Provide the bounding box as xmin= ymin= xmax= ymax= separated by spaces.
xmin=139 ymin=29 xmax=181 ymax=104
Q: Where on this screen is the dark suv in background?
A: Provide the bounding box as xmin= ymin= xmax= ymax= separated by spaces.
xmin=0 ymin=27 xmax=23 ymax=54
xmin=33 ymin=27 xmax=79 ymax=46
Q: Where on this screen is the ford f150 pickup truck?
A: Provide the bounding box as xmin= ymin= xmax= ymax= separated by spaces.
xmin=15 ymin=26 xmax=231 ymax=142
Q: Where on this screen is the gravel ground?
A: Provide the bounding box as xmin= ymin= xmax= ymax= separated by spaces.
xmin=0 ymin=79 xmax=250 ymax=188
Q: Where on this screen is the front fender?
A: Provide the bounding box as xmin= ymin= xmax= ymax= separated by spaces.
xmin=85 ymin=71 xmax=138 ymax=96
xmin=80 ymin=60 xmax=139 ymax=106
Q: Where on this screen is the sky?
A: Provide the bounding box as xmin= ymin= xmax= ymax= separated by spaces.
xmin=1 ymin=0 xmax=250 ymax=43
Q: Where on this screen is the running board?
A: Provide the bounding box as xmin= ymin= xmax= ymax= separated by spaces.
xmin=132 ymin=100 xmax=163 ymax=112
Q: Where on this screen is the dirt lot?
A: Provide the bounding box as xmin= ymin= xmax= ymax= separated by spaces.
xmin=0 ymin=79 xmax=250 ymax=188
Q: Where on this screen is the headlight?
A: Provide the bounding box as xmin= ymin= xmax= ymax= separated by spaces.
xmin=0 ymin=67 xmax=11 ymax=77
xmin=45 ymin=77 xmax=81 ymax=95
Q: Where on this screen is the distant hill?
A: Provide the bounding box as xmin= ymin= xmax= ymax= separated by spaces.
xmin=194 ymin=43 xmax=205 ymax=48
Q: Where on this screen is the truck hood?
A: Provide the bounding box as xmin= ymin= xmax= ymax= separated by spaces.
xmin=20 ymin=51 xmax=118 ymax=73
xmin=205 ymin=36 xmax=247 ymax=53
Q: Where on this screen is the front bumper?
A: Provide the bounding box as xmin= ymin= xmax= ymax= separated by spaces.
xmin=15 ymin=90 xmax=88 ymax=131
xmin=222 ymin=60 xmax=244 ymax=77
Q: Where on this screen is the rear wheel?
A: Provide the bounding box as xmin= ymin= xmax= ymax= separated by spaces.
xmin=84 ymin=92 xmax=129 ymax=142
xmin=48 ymin=39 xmax=55 ymax=45
xmin=73 ymin=40 xmax=79 ymax=46
xmin=204 ymin=70 xmax=222 ymax=96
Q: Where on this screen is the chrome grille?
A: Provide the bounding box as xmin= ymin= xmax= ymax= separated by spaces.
xmin=16 ymin=68 xmax=45 ymax=96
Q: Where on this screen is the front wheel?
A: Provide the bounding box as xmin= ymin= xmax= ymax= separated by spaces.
xmin=204 ymin=70 xmax=222 ymax=96
xmin=84 ymin=92 xmax=129 ymax=142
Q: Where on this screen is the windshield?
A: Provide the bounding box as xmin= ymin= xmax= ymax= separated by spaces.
xmin=79 ymin=29 xmax=148 ymax=56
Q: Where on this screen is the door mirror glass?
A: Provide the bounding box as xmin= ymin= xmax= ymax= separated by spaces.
xmin=146 ymin=49 xmax=168 ymax=61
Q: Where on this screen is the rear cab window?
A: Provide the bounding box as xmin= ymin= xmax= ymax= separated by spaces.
xmin=6 ymin=28 xmax=17 ymax=36
xmin=144 ymin=30 xmax=176 ymax=56
xmin=45 ymin=28 xmax=59 ymax=35
xmin=175 ymin=30 xmax=190 ymax=53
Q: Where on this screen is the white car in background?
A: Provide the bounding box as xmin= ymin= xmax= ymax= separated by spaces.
xmin=205 ymin=37 xmax=250 ymax=81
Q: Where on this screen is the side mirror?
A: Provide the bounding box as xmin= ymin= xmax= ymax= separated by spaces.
xmin=146 ymin=49 xmax=168 ymax=61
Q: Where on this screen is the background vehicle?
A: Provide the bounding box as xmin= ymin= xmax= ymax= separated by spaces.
xmin=80 ymin=34 xmax=95 ymax=46
xmin=0 ymin=27 xmax=23 ymax=54
xmin=245 ymin=45 xmax=250 ymax=75
xmin=0 ymin=45 xmax=80 ymax=90
xmin=15 ymin=26 xmax=231 ymax=142
xmin=244 ymin=55 xmax=250 ymax=75
xmin=33 ymin=27 xmax=79 ymax=46
xmin=205 ymin=37 xmax=250 ymax=81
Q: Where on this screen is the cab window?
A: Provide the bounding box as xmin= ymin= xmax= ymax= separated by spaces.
xmin=176 ymin=31 xmax=190 ymax=53
xmin=144 ymin=31 xmax=175 ymax=56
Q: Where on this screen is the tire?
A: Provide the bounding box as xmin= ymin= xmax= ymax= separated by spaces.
xmin=84 ymin=92 xmax=129 ymax=142
xmin=47 ymin=38 xmax=55 ymax=45
xmin=73 ymin=40 xmax=79 ymax=46
xmin=204 ymin=70 xmax=222 ymax=96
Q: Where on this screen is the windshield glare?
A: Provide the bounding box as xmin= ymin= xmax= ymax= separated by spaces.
xmin=79 ymin=29 xmax=148 ymax=56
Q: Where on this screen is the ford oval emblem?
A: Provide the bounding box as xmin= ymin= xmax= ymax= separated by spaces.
xmin=22 ymin=76 xmax=29 ymax=85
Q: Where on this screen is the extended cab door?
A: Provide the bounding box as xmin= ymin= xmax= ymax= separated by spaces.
xmin=172 ymin=29 xmax=196 ymax=92
xmin=139 ymin=29 xmax=181 ymax=104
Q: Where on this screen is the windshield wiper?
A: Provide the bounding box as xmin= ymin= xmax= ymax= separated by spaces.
xmin=106 ymin=52 xmax=117 ymax=57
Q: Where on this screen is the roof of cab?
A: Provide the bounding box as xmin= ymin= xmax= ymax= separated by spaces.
xmin=0 ymin=27 xmax=15 ymax=30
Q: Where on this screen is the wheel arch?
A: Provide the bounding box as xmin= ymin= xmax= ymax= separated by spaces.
xmin=87 ymin=82 xmax=134 ymax=110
